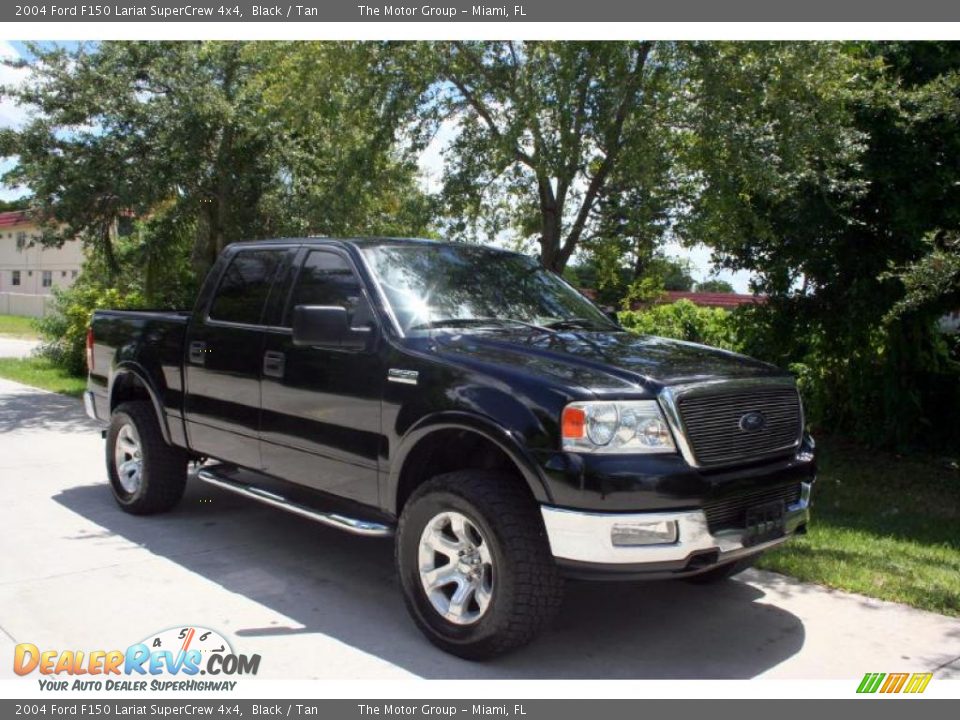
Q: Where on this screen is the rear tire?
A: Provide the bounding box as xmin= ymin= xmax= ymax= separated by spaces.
xmin=685 ymin=554 xmax=760 ymax=584
xmin=396 ymin=471 xmax=564 ymax=660
xmin=106 ymin=401 xmax=187 ymax=515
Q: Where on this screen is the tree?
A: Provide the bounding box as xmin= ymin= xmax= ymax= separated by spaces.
xmin=418 ymin=42 xmax=873 ymax=286
xmin=686 ymin=41 xmax=960 ymax=448
xmin=696 ymin=279 xmax=735 ymax=293
xmin=589 ymin=69 xmax=689 ymax=283
xmin=250 ymin=41 xmax=435 ymax=241
xmin=885 ymin=232 xmax=960 ymax=324
xmin=562 ymin=258 xmax=633 ymax=306
xmin=564 ymin=253 xmax=695 ymax=306
xmin=0 ymin=197 xmax=29 ymax=212
xmin=0 ymin=41 xmax=431 ymax=301
xmin=424 ymin=41 xmax=683 ymax=273
xmin=1 ymin=42 xmax=273 ymax=283
xmin=653 ymin=256 xmax=696 ymax=291
xmin=682 ymin=41 xmax=872 ymax=297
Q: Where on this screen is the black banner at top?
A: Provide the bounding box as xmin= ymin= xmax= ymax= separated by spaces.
xmin=5 ymin=0 xmax=960 ymax=22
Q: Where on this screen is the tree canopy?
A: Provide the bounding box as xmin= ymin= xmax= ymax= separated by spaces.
xmin=2 ymin=40 xmax=959 ymax=450
xmin=0 ymin=197 xmax=28 ymax=212
xmin=685 ymin=41 xmax=960 ymax=446
xmin=696 ymin=279 xmax=735 ymax=293
xmin=420 ymin=41 xmax=681 ymax=274
xmin=0 ymin=41 xmax=431 ymax=301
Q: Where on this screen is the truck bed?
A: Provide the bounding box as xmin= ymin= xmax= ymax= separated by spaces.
xmin=86 ymin=309 xmax=194 ymax=437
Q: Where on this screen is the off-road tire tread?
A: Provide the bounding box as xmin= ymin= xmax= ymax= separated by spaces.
xmin=397 ymin=470 xmax=564 ymax=659
xmin=108 ymin=401 xmax=187 ymax=515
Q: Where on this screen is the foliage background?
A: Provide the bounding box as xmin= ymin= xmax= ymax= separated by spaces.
xmin=2 ymin=40 xmax=958 ymax=452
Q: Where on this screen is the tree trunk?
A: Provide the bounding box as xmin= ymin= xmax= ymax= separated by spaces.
xmin=101 ymin=220 xmax=121 ymax=280
xmin=539 ymin=223 xmax=563 ymax=272
xmin=632 ymin=236 xmax=654 ymax=281
xmin=212 ymin=122 xmax=235 ymax=257
xmin=143 ymin=225 xmax=157 ymax=306
xmin=538 ymin=186 xmax=564 ymax=271
xmin=190 ymin=205 xmax=215 ymax=278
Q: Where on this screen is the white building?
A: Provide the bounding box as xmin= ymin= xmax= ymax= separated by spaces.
xmin=0 ymin=210 xmax=83 ymax=317
xmin=939 ymin=308 xmax=960 ymax=335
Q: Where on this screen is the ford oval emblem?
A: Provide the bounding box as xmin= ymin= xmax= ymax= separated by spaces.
xmin=739 ymin=411 xmax=767 ymax=433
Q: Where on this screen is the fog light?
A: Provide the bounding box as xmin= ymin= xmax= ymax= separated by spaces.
xmin=611 ymin=520 xmax=678 ymax=546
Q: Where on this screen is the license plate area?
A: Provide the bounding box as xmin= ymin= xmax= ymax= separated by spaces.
xmin=744 ymin=500 xmax=786 ymax=546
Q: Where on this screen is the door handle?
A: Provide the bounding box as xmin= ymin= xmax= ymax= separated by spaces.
xmin=188 ymin=341 xmax=207 ymax=365
xmin=263 ymin=351 xmax=286 ymax=378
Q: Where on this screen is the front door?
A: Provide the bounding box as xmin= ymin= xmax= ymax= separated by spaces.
xmin=259 ymin=247 xmax=383 ymax=506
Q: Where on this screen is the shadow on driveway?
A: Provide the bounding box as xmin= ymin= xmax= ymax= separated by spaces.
xmin=53 ymin=479 xmax=806 ymax=679
xmin=0 ymin=383 xmax=100 ymax=434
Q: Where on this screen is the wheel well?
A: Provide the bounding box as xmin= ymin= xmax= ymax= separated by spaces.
xmin=110 ymin=372 xmax=152 ymax=411
xmin=395 ymin=429 xmax=528 ymax=512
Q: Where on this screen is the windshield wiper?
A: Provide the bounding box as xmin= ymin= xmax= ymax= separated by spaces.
xmin=543 ymin=317 xmax=609 ymax=331
xmin=409 ymin=317 xmax=556 ymax=334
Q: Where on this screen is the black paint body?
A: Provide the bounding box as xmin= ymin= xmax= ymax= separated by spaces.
xmin=87 ymin=238 xmax=816 ymax=527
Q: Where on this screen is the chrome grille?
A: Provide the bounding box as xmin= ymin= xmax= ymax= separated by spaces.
xmin=677 ymin=385 xmax=802 ymax=467
xmin=703 ymin=481 xmax=802 ymax=533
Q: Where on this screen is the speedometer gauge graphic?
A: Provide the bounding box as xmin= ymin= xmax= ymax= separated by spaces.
xmin=140 ymin=626 xmax=233 ymax=657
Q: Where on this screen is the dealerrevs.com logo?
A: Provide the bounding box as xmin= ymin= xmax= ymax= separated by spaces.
xmin=14 ymin=626 xmax=260 ymax=692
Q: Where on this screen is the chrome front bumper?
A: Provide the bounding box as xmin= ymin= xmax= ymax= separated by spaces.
xmin=541 ymin=481 xmax=812 ymax=569
xmin=83 ymin=390 xmax=98 ymax=421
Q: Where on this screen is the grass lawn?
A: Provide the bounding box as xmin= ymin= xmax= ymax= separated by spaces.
xmin=0 ymin=313 xmax=40 ymax=339
xmin=758 ymin=435 xmax=960 ymax=617
xmin=0 ymin=357 xmax=86 ymax=398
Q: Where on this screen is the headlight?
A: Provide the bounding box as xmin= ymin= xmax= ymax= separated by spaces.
xmin=561 ymin=400 xmax=676 ymax=454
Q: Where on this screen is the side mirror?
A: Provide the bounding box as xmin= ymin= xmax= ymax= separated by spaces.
xmin=291 ymin=305 xmax=372 ymax=350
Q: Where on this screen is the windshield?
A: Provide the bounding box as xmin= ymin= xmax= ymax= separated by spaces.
xmin=360 ymin=243 xmax=618 ymax=335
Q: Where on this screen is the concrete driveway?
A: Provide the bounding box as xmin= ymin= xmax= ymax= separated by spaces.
xmin=0 ymin=376 xmax=958 ymax=680
xmin=0 ymin=337 xmax=39 ymax=358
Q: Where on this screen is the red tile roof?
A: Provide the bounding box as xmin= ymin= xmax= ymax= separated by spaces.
xmin=0 ymin=210 xmax=31 ymax=229
xmin=656 ymin=290 xmax=765 ymax=309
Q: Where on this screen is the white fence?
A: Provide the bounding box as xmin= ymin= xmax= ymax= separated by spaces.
xmin=0 ymin=292 xmax=54 ymax=318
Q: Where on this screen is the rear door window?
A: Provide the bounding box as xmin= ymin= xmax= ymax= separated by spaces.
xmin=209 ymin=249 xmax=283 ymax=325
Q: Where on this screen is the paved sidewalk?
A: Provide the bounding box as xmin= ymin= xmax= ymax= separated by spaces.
xmin=0 ymin=337 xmax=39 ymax=358
xmin=0 ymin=376 xmax=958 ymax=680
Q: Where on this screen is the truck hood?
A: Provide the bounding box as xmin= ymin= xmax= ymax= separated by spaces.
xmin=430 ymin=330 xmax=785 ymax=392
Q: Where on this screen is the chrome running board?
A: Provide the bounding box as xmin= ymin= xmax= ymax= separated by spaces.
xmin=196 ymin=468 xmax=393 ymax=538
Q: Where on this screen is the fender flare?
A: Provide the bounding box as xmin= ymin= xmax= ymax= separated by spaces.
xmin=108 ymin=362 xmax=173 ymax=445
xmin=387 ymin=410 xmax=554 ymax=514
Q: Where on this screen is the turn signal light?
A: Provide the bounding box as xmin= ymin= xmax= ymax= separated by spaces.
xmin=561 ymin=406 xmax=586 ymax=439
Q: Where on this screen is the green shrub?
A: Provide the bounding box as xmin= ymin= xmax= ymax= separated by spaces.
xmin=36 ymin=284 xmax=145 ymax=377
xmin=617 ymin=299 xmax=743 ymax=352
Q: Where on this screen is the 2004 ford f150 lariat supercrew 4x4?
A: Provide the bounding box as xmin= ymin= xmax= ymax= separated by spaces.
xmin=85 ymin=238 xmax=815 ymax=659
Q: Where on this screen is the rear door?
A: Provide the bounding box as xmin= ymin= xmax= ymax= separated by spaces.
xmin=259 ymin=246 xmax=383 ymax=506
xmin=183 ymin=246 xmax=291 ymax=470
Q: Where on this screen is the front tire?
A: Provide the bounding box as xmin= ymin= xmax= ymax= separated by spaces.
xmin=396 ymin=471 xmax=564 ymax=660
xmin=106 ymin=401 xmax=187 ymax=515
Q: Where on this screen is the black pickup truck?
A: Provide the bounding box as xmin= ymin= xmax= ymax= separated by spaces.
xmin=85 ymin=237 xmax=815 ymax=659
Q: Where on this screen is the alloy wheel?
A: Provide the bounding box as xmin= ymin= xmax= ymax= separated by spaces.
xmin=113 ymin=423 xmax=143 ymax=495
xmin=417 ymin=511 xmax=494 ymax=625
